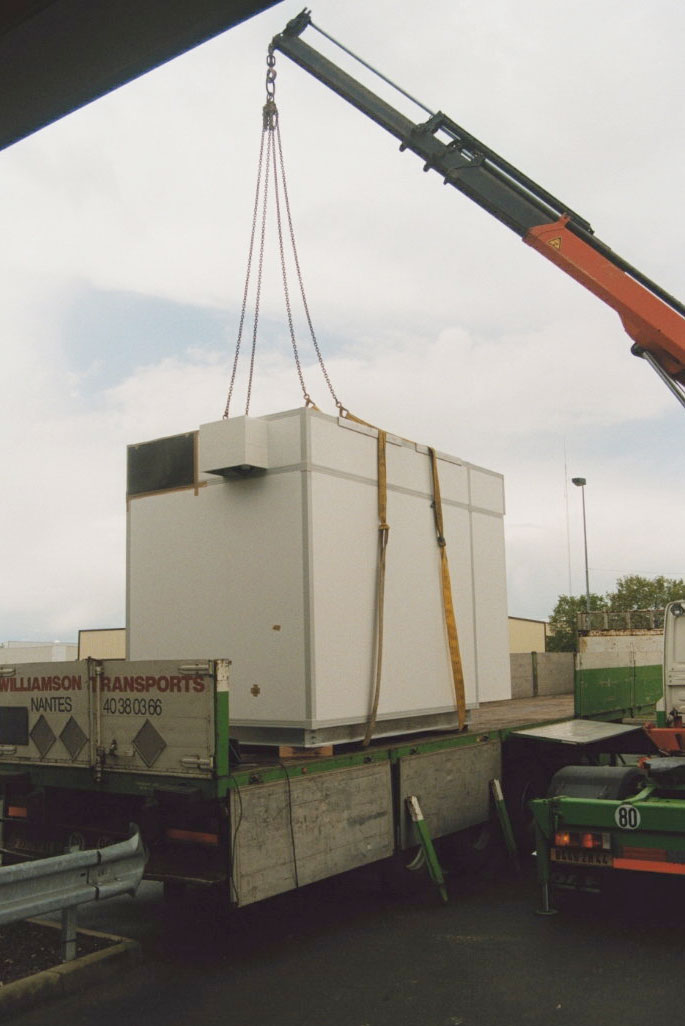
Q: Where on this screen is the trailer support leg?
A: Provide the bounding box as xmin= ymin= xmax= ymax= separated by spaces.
xmin=534 ymin=822 xmax=557 ymax=917
xmin=490 ymin=778 xmax=520 ymax=871
xmin=405 ymin=795 xmax=448 ymax=903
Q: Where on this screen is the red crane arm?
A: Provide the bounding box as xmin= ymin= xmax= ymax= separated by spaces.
xmin=526 ymin=218 xmax=685 ymax=384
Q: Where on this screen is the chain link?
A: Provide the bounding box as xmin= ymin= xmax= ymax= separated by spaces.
xmin=223 ymin=50 xmax=343 ymax=419
xmin=222 ymin=123 xmax=267 ymax=419
xmin=244 ymin=121 xmax=273 ymax=416
xmin=271 ymin=128 xmax=310 ymax=405
xmin=273 ymin=120 xmax=342 ymax=410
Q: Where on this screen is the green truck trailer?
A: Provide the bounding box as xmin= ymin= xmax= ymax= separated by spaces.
xmin=574 ymin=612 xmax=664 ymax=721
xmin=0 ymin=654 xmax=528 ymax=906
xmin=0 ymin=615 xmax=670 ymax=909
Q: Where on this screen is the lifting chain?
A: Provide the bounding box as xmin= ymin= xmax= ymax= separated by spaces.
xmin=223 ymin=50 xmax=344 ymax=420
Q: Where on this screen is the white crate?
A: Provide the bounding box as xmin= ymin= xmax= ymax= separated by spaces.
xmin=126 ymin=408 xmax=511 ymax=745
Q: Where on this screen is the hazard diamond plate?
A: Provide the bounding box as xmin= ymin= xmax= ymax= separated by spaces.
xmin=60 ymin=716 xmax=88 ymax=761
xmin=30 ymin=715 xmax=56 ymax=758
xmin=133 ymin=719 xmax=166 ymax=767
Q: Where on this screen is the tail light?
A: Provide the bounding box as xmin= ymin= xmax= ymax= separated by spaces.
xmin=554 ymin=830 xmax=611 ymax=851
xmin=7 ymin=806 xmax=28 ymax=818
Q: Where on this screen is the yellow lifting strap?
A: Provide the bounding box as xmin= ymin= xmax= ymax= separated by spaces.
xmin=428 ymin=447 xmax=467 ymax=731
xmin=364 ymin=427 xmax=389 ymax=746
xmin=342 ymin=410 xmax=389 ymax=746
xmin=340 ymin=410 xmax=466 ymax=738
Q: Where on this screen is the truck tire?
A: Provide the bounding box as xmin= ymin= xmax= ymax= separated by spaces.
xmin=547 ymin=765 xmax=646 ymax=800
xmin=503 ymin=759 xmax=550 ymax=855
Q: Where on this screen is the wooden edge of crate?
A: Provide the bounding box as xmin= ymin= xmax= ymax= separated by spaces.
xmin=277 ymin=745 xmax=335 ymax=759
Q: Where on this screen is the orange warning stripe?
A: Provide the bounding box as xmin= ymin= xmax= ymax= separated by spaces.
xmin=165 ymin=828 xmax=219 ymax=847
xmin=614 ymin=857 xmax=685 ymax=876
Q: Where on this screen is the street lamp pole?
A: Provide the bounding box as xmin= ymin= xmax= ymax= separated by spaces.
xmin=571 ymin=477 xmax=591 ymax=629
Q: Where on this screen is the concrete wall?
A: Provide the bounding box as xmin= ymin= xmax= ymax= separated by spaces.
xmin=579 ymin=633 xmax=662 ymax=667
xmin=510 ymin=652 xmax=574 ymax=699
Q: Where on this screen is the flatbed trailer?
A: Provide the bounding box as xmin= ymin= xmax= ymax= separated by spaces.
xmin=470 ymin=695 xmax=573 ymax=732
xmin=0 ymin=657 xmax=654 ymax=908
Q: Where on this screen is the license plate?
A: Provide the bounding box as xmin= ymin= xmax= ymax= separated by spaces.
xmin=551 ymin=848 xmax=613 ymax=867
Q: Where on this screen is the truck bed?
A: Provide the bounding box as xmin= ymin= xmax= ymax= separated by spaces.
xmin=234 ymin=693 xmax=576 ymax=776
xmin=225 ymin=693 xmax=575 ymax=906
xmin=469 ymin=694 xmax=574 ymax=732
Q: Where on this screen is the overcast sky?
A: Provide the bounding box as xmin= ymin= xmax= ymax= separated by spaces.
xmin=1 ymin=0 xmax=684 ymax=642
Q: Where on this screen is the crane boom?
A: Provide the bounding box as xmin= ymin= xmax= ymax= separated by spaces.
xmin=271 ymin=11 xmax=685 ymax=401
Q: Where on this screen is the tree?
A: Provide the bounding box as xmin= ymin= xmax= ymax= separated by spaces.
xmin=546 ymin=575 xmax=685 ymax=651
xmin=546 ymin=593 xmax=607 ymax=652
xmin=608 ymin=575 xmax=685 ymax=611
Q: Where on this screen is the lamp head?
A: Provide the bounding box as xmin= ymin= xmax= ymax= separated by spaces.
xmin=571 ymin=477 xmax=586 ymax=487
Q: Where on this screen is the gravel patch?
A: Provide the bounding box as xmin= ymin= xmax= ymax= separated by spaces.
xmin=0 ymin=921 xmax=114 ymax=985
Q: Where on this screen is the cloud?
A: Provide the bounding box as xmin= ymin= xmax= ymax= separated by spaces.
xmin=2 ymin=306 xmax=683 ymax=638
xmin=1 ymin=0 xmax=684 ymax=641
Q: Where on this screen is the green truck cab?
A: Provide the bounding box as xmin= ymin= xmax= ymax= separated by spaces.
xmin=531 ymin=601 xmax=685 ymax=910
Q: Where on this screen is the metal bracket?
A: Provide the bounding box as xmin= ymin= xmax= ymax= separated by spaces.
xmin=405 ymin=795 xmax=448 ymax=903
xmin=631 ymin=343 xmax=685 ymax=411
xmin=180 ymin=755 xmax=214 ymax=771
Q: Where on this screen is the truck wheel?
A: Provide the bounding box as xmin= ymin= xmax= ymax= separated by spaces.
xmin=547 ymin=764 xmax=647 ymax=799
xmin=503 ymin=761 xmax=550 ymax=855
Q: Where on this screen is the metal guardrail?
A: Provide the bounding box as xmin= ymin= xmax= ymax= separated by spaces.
xmin=577 ymin=609 xmax=666 ymax=633
xmin=0 ymin=824 xmax=146 ymax=961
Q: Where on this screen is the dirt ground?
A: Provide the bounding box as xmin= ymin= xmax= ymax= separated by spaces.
xmin=0 ymin=921 xmax=113 ymax=985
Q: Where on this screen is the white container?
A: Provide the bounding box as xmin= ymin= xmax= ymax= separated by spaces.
xmin=126 ymin=408 xmax=511 ymax=745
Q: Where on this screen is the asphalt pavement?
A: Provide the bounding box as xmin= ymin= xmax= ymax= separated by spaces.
xmin=10 ymin=855 xmax=685 ymax=1026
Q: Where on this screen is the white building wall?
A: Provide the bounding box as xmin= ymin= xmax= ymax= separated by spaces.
xmin=0 ymin=641 xmax=78 ymax=664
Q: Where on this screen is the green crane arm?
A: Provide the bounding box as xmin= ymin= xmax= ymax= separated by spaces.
xmin=271 ymin=11 xmax=685 ymax=405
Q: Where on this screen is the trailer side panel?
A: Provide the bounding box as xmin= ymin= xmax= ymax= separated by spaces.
xmin=230 ymin=762 xmax=394 ymax=906
xmin=397 ymin=739 xmax=501 ymax=849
